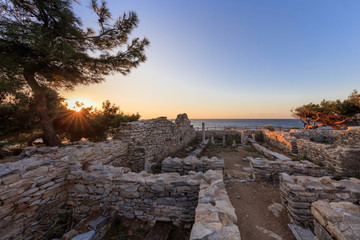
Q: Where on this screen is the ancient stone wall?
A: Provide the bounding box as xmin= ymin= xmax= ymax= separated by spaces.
xmin=262 ymin=130 xmax=298 ymax=154
xmin=117 ymin=113 xmax=196 ymax=171
xmin=297 ymin=140 xmax=360 ymax=176
xmin=279 ymin=173 xmax=360 ymax=227
xmin=289 ymin=129 xmax=338 ymax=144
xmin=0 ymin=139 xmax=239 ymax=239
xmin=250 ymin=158 xmax=329 ymax=182
xmin=312 ymin=201 xmax=360 ymax=240
xmin=0 ymin=140 xmax=128 ymax=240
xmin=161 ymin=156 xmax=224 ymax=175
xmin=190 ymin=170 xmax=241 ymax=240
xmin=67 ymin=164 xmax=201 ymax=226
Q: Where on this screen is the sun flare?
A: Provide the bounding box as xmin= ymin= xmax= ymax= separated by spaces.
xmin=66 ymin=98 xmax=93 ymax=112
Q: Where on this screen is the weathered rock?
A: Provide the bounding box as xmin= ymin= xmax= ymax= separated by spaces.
xmin=280 ymin=174 xmax=360 ymax=226
xmin=312 ymin=201 xmax=360 ymax=240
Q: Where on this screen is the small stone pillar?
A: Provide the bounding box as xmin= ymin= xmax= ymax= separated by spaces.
xmin=241 ymin=131 xmax=246 ymax=145
xmin=202 ymin=122 xmax=206 ymax=144
xmin=232 ymin=139 xmax=236 ymax=148
xmin=222 ymin=136 xmax=226 ymax=147
xmin=211 ymin=135 xmax=215 ymax=145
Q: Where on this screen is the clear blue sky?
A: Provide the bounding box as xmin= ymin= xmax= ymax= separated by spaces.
xmin=61 ymin=0 xmax=360 ymax=119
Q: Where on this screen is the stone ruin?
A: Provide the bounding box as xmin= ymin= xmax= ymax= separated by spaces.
xmin=239 ymin=127 xmax=360 ymax=240
xmin=0 ymin=114 xmax=241 ymax=240
xmin=117 ymin=113 xmax=196 ymax=172
xmin=262 ymin=128 xmax=360 ymax=176
xmin=312 ymin=201 xmax=360 ymax=240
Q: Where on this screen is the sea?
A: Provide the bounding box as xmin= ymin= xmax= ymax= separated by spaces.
xmin=189 ymin=119 xmax=303 ymax=131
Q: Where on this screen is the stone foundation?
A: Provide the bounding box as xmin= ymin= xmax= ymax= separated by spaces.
xmin=312 ymin=201 xmax=360 ymax=240
xmin=117 ymin=113 xmax=196 ymax=171
xmin=161 ymin=156 xmax=224 ymax=175
xmin=250 ymin=140 xmax=292 ymax=161
xmin=190 ymin=170 xmax=241 ymax=240
xmin=260 ymin=128 xmax=360 ymax=176
xmin=297 ymin=140 xmax=360 ymax=176
xmin=67 ymin=165 xmax=201 ymax=226
xmin=0 ymin=140 xmax=128 ymax=240
xmin=250 ymin=158 xmax=329 ymax=182
xmin=0 ymin=138 xmax=240 ymax=239
xmin=279 ymin=173 xmax=360 ymax=227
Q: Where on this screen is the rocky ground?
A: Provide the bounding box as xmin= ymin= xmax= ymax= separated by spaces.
xmin=203 ymin=144 xmax=295 ymax=240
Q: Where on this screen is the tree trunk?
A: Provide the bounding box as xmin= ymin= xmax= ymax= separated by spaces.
xmin=23 ymin=69 xmax=61 ymax=146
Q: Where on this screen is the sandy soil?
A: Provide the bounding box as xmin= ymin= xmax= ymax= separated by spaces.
xmin=203 ymin=145 xmax=295 ymax=240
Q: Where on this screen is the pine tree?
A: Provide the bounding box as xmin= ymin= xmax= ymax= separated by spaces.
xmin=0 ymin=0 xmax=149 ymax=145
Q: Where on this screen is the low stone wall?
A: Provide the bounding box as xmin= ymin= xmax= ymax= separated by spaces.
xmin=67 ymin=164 xmax=201 ymax=227
xmin=262 ymin=130 xmax=298 ymax=154
xmin=250 ymin=158 xmax=329 ymax=182
xmin=290 ymin=128 xmax=360 ymax=146
xmin=289 ymin=129 xmax=338 ymax=144
xmin=0 ymin=139 xmax=236 ymax=239
xmin=279 ymin=173 xmax=360 ymax=227
xmin=117 ymin=113 xmax=196 ymax=171
xmin=297 ymin=140 xmax=360 ymax=176
xmin=161 ymin=156 xmax=224 ymax=175
xmin=0 ymin=140 xmax=128 ymax=240
xmin=190 ymin=170 xmax=241 ymax=240
xmin=250 ymin=140 xmax=292 ymax=161
xmin=334 ymin=128 xmax=360 ymax=146
xmin=312 ymin=201 xmax=360 ymax=240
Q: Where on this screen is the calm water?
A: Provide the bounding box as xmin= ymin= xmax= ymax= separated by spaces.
xmin=190 ymin=119 xmax=303 ymax=130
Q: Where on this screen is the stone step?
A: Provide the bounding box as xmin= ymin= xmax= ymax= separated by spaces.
xmin=145 ymin=221 xmax=172 ymax=240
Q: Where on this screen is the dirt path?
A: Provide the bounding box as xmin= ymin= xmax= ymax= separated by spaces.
xmin=203 ymin=145 xmax=295 ymax=240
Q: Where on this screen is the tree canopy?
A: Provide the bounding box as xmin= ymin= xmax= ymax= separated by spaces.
xmin=0 ymin=91 xmax=140 ymax=151
xmin=0 ymin=0 xmax=149 ymax=145
xmin=53 ymin=100 xmax=140 ymax=142
xmin=292 ymin=90 xmax=360 ymax=130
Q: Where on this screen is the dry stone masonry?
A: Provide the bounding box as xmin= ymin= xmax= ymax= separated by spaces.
xmin=0 ymin=119 xmax=242 ymax=239
xmin=162 ymin=156 xmax=224 ymax=175
xmin=67 ymin=164 xmax=201 ymax=226
xmin=262 ymin=129 xmax=298 ymax=154
xmin=279 ymin=173 xmax=360 ymax=227
xmin=297 ymin=140 xmax=360 ymax=176
xmin=0 ymin=140 xmax=128 ymax=240
xmin=190 ymin=170 xmax=241 ymax=240
xmin=117 ymin=113 xmax=196 ymax=172
xmin=250 ymin=158 xmax=329 ymax=182
xmin=261 ymin=128 xmax=360 ymax=176
xmin=311 ymin=201 xmax=360 ymax=240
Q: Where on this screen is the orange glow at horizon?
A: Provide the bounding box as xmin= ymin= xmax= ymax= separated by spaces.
xmin=65 ymin=98 xmax=94 ymax=112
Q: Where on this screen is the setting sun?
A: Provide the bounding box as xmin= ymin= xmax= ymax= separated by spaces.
xmin=66 ymin=98 xmax=94 ymax=112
